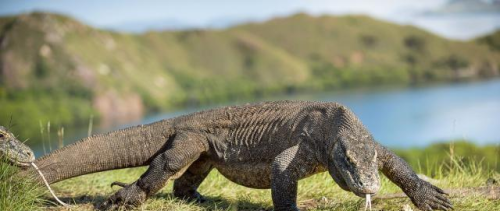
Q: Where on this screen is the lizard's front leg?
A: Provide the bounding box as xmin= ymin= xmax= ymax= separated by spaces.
xmin=376 ymin=143 xmax=453 ymax=211
xmin=271 ymin=145 xmax=315 ymax=211
xmin=101 ymin=133 xmax=207 ymax=209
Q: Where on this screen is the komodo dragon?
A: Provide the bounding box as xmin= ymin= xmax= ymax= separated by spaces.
xmin=22 ymin=101 xmax=452 ymax=210
xmin=0 ymin=126 xmax=35 ymax=167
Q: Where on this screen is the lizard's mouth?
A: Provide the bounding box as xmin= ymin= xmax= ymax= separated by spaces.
xmin=0 ymin=149 xmax=36 ymax=168
xmin=5 ymin=157 xmax=33 ymax=168
xmin=16 ymin=161 xmax=32 ymax=168
xmin=345 ymin=171 xmax=379 ymax=197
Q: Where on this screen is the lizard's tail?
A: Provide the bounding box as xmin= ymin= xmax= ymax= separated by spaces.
xmin=24 ymin=119 xmax=175 ymax=184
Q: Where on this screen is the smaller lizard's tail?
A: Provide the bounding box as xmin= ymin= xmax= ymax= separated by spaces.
xmin=24 ymin=119 xmax=175 ymax=184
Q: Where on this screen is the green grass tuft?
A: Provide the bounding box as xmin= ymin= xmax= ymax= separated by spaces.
xmin=0 ymin=157 xmax=46 ymax=211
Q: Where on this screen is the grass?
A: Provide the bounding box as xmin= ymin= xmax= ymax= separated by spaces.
xmin=0 ymin=157 xmax=46 ymax=211
xmin=0 ymin=142 xmax=495 ymax=211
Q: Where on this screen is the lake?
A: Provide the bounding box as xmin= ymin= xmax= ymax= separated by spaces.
xmin=32 ymin=79 xmax=500 ymax=156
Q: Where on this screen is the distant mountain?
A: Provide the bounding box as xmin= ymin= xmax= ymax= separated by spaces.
xmin=1 ymin=12 xmax=499 ymax=140
xmin=424 ymin=0 xmax=500 ymax=15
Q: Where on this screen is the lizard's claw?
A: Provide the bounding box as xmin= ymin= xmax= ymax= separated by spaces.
xmin=174 ymin=190 xmax=207 ymax=203
xmin=99 ymin=182 xmax=147 ymax=210
xmin=406 ymin=180 xmax=453 ymax=211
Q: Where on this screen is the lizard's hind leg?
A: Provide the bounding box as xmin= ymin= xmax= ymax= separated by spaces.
xmin=173 ymin=158 xmax=213 ymax=203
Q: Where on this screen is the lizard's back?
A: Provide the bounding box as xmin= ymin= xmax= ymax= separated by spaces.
xmin=171 ymin=101 xmax=338 ymax=188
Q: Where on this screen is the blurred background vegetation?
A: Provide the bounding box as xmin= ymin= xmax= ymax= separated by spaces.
xmin=394 ymin=141 xmax=499 ymax=173
xmin=1 ymin=12 xmax=499 ymax=140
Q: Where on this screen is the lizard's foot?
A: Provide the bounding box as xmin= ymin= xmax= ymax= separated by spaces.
xmin=100 ymin=182 xmax=147 ymax=210
xmin=406 ymin=179 xmax=453 ymax=211
xmin=173 ymin=190 xmax=206 ymax=203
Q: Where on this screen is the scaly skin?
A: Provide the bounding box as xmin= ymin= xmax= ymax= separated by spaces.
xmin=21 ymin=101 xmax=452 ymax=210
xmin=0 ymin=126 xmax=35 ymax=167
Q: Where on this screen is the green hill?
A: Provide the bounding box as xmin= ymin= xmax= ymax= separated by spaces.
xmin=1 ymin=12 xmax=499 ymax=140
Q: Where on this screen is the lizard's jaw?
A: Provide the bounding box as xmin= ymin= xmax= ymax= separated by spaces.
xmin=3 ymin=158 xmax=32 ymax=169
xmin=6 ymin=155 xmax=35 ymax=168
xmin=344 ymin=171 xmax=380 ymax=197
xmin=1 ymin=150 xmax=35 ymax=168
xmin=351 ymin=185 xmax=379 ymax=197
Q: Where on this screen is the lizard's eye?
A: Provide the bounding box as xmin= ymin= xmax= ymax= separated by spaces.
xmin=0 ymin=133 xmax=4 ymax=138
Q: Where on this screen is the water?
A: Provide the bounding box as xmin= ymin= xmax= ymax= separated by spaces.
xmin=33 ymin=79 xmax=500 ymax=156
xmin=312 ymin=80 xmax=500 ymax=147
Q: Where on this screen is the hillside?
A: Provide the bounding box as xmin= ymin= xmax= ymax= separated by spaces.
xmin=1 ymin=12 xmax=499 ymax=140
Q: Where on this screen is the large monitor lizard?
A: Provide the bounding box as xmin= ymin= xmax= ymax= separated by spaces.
xmin=22 ymin=101 xmax=452 ymax=210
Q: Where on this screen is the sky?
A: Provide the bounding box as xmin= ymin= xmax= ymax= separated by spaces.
xmin=0 ymin=0 xmax=499 ymax=40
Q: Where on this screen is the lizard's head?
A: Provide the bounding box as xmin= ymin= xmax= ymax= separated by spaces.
xmin=0 ymin=126 xmax=35 ymax=168
xmin=330 ymin=134 xmax=380 ymax=197
xmin=327 ymin=107 xmax=380 ymax=197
